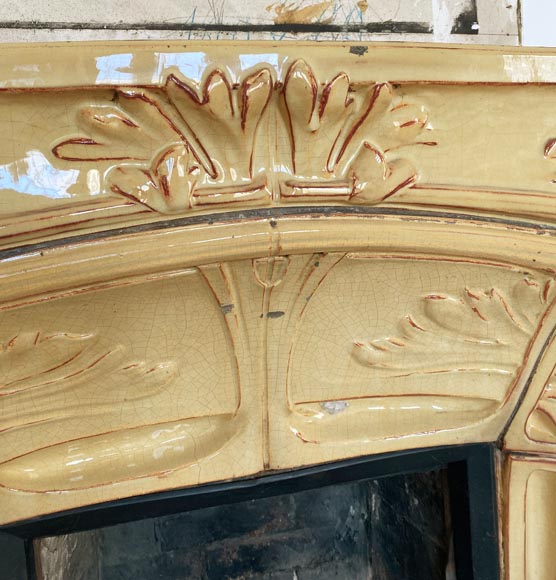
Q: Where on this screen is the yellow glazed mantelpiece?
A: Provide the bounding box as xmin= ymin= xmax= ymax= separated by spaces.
xmin=2 ymin=41 xmax=556 ymax=578
xmin=2 ymin=42 xmax=556 ymax=244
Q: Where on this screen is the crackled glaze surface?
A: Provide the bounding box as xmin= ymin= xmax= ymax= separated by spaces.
xmin=50 ymin=59 xmax=429 ymax=211
xmin=3 ymin=42 xmax=556 ymax=579
xmin=0 ymin=211 xmax=556 ymax=529
xmin=503 ymin=456 xmax=556 ymax=580
xmin=3 ymin=42 xmax=556 ymax=246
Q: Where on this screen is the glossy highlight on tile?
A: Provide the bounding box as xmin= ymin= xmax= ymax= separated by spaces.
xmin=3 ymin=42 xmax=556 ymax=580
xmin=2 ymin=42 xmax=556 ymax=246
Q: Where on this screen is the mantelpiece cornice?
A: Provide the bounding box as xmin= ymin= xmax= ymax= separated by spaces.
xmin=2 ymin=41 xmax=556 ymax=247
xmin=4 ymin=41 xmax=556 ymax=579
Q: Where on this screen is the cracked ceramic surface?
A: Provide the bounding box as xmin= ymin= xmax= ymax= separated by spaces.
xmin=2 ymin=42 xmax=556 ymax=579
xmin=2 ymin=42 xmax=556 ymax=247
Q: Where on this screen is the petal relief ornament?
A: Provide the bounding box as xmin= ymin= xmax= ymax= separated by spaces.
xmin=352 ymin=277 xmax=554 ymax=378
xmin=52 ymin=60 xmax=433 ymax=212
xmin=52 ymin=68 xmax=274 ymax=213
xmin=0 ymin=331 xmax=244 ymax=491
xmin=279 ymin=60 xmax=436 ymax=203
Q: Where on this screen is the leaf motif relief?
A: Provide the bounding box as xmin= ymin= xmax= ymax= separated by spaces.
xmin=0 ymin=331 xmax=244 ymax=492
xmin=51 ymin=60 xmax=434 ymax=214
xmin=545 ymin=138 xmax=556 ymax=184
xmin=280 ymin=60 xmax=435 ymax=203
xmin=52 ymin=68 xmax=274 ymax=213
xmin=0 ymin=332 xmax=177 ymax=430
xmin=352 ymin=278 xmax=553 ymax=382
xmin=525 ymin=282 xmax=556 ymax=442
xmin=286 ymin=275 xmax=555 ymax=447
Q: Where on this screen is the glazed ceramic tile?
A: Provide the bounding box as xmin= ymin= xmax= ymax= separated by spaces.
xmin=1 ymin=208 xmax=556 ymax=525
xmin=504 ymin=455 xmax=556 ymax=579
xmin=0 ymin=42 xmax=554 ymax=247
xmin=0 ymin=44 xmax=556 ymax=578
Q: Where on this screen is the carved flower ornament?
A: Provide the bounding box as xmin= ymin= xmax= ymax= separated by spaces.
xmin=53 ymin=61 xmax=435 ymax=213
xmin=280 ymin=60 xmax=436 ymax=202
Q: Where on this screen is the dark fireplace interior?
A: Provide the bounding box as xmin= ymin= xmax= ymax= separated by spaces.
xmin=3 ymin=471 xmax=451 ymax=580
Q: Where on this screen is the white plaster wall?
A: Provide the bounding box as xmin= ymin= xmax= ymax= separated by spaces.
xmin=0 ymin=0 xmax=519 ymax=44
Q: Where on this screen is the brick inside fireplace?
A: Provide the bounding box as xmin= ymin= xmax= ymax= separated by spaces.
xmin=26 ymin=469 xmax=452 ymax=580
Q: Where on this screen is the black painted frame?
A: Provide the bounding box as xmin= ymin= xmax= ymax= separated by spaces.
xmin=0 ymin=443 xmax=500 ymax=580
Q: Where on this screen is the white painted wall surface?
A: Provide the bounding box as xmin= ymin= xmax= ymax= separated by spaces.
xmin=0 ymin=1 xmax=552 ymax=48
xmin=0 ymin=0 xmax=519 ymax=44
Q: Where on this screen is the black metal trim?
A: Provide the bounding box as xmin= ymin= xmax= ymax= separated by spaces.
xmin=448 ymin=446 xmax=500 ymax=580
xmin=0 ymin=531 xmax=29 ymax=580
xmin=0 ymin=443 xmax=500 ymax=579
xmin=24 ymin=539 xmax=38 ymax=580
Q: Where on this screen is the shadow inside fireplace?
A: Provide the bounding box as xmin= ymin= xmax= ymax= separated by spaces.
xmin=27 ymin=470 xmax=452 ymax=580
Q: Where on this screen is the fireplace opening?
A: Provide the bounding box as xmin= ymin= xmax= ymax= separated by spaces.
xmin=37 ymin=470 xmax=450 ymax=580
xmin=1 ymin=444 xmax=499 ymax=580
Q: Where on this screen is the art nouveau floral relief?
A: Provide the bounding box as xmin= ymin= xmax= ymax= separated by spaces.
xmin=278 ymin=257 xmax=556 ymax=461
xmin=526 ymin=370 xmax=556 ymax=444
xmin=503 ymin=278 xmax=556 ymax=452
xmin=545 ymin=137 xmax=556 ymax=183
xmin=352 ymin=278 xmax=555 ymax=379
xmin=1 ymin=248 xmax=555 ymax=521
xmin=53 ymin=68 xmax=273 ymax=212
xmin=178 ymin=253 xmax=556 ymax=470
xmin=51 ymin=60 xmax=433 ymax=213
xmin=279 ymin=60 xmax=435 ymax=202
xmin=5 ymin=44 xmax=556 ymax=250
xmin=523 ymin=325 xmax=556 ymax=445
xmin=0 ymin=271 xmax=254 ymax=497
